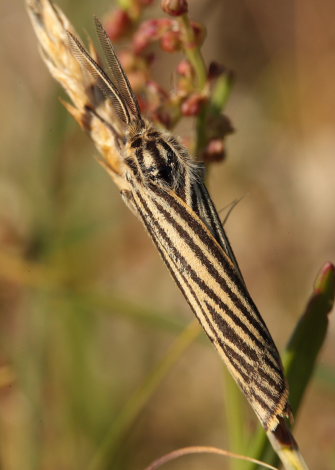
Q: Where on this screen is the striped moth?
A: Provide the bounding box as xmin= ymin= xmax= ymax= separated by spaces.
xmin=68 ymin=18 xmax=290 ymax=433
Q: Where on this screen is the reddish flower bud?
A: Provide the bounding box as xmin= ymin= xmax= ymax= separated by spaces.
xmin=203 ymin=138 xmax=226 ymax=163
xmin=181 ymin=93 xmax=207 ymax=116
xmin=105 ymin=9 xmax=132 ymax=41
xmin=191 ymin=21 xmax=206 ymax=46
xmin=160 ymin=30 xmax=181 ymax=52
xmin=133 ymin=19 xmax=159 ymax=52
xmin=133 ymin=19 xmax=172 ymax=53
xmin=177 ymin=59 xmax=193 ymax=77
xmin=161 ymin=0 xmax=188 ymax=16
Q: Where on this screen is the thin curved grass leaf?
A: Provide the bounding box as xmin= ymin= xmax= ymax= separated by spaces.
xmin=247 ymin=262 xmax=335 ymax=469
xmin=284 ymin=261 xmax=334 ymax=414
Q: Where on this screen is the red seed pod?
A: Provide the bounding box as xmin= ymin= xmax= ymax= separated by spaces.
xmin=133 ymin=19 xmax=159 ymax=52
xmin=105 ymin=9 xmax=132 ymax=41
xmin=160 ymin=30 xmax=181 ymax=52
xmin=181 ymin=93 xmax=207 ymax=116
xmin=161 ymin=0 xmax=188 ymax=16
xmin=133 ymin=18 xmax=171 ymax=52
xmin=177 ymin=59 xmax=193 ymax=77
xmin=203 ymin=138 xmax=226 ymax=163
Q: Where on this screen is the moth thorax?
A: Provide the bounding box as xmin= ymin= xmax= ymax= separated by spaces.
xmin=127 ymin=133 xmax=183 ymax=189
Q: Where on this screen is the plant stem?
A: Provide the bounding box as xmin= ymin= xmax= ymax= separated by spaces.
xmin=178 ymin=14 xmax=207 ymax=90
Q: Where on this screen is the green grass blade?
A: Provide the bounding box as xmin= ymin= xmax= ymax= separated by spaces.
xmin=222 ymin=367 xmax=248 ymax=470
xmin=284 ymin=262 xmax=334 ymax=414
xmin=246 ymin=262 xmax=335 ymax=469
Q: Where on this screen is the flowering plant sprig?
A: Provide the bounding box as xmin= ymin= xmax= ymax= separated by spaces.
xmin=103 ymin=0 xmax=234 ymax=163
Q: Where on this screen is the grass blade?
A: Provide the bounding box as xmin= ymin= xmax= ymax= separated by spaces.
xmin=247 ymin=262 xmax=335 ymax=469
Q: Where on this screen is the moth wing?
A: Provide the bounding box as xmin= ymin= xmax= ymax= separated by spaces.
xmin=192 ymin=180 xmax=246 ymax=286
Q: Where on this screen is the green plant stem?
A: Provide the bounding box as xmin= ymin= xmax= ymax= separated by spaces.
xmin=195 ymin=106 xmax=208 ymax=158
xmin=222 ymin=367 xmax=248 ymax=470
xmin=196 ymin=65 xmax=234 ymax=157
xmin=178 ymin=13 xmax=208 ymax=157
xmin=178 ymin=14 xmax=207 ymax=90
xmin=284 ymin=262 xmax=335 ymax=414
xmin=210 ymin=72 xmax=234 ymax=115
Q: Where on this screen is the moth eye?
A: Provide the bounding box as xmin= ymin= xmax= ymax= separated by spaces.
xmin=158 ymin=164 xmax=173 ymax=186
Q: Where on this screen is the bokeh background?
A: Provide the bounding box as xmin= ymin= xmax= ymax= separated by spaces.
xmin=0 ymin=1 xmax=334 ymax=469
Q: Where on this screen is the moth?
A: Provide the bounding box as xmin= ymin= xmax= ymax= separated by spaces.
xmin=68 ymin=18 xmax=290 ymax=433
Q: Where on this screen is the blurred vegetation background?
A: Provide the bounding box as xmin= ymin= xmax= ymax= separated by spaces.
xmin=0 ymin=0 xmax=334 ymax=469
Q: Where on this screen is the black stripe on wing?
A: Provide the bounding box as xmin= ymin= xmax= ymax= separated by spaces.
xmin=130 ymin=183 xmax=288 ymax=430
xmin=192 ymin=181 xmax=246 ymax=285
